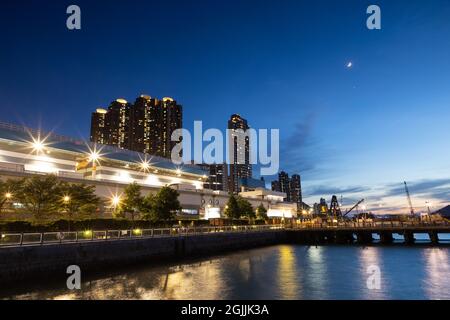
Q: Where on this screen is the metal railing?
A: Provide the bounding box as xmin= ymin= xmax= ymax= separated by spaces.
xmin=0 ymin=224 xmax=284 ymax=248
xmin=1 ymin=222 xmax=448 ymax=248
xmin=292 ymin=221 xmax=450 ymax=230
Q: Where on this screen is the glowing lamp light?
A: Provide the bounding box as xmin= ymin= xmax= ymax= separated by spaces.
xmin=111 ymin=195 xmax=121 ymax=207
xmin=32 ymin=141 xmax=44 ymax=152
xmin=193 ymin=181 xmax=203 ymax=190
xmin=5 ymin=192 xmax=12 ymax=199
xmin=63 ymin=195 xmax=71 ymax=203
xmin=133 ymin=229 xmax=142 ymax=236
xmin=88 ymin=150 xmax=100 ymax=163
xmin=145 ymin=175 xmax=160 ymax=186
xmin=30 ymin=135 xmax=47 ymax=154
xmin=83 ymin=230 xmax=92 ymax=238
xmin=140 ymin=161 xmax=150 ymax=171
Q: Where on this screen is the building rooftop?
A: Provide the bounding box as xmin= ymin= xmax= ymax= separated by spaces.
xmin=0 ymin=121 xmax=206 ymax=177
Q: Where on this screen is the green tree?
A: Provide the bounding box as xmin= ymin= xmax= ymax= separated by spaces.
xmin=0 ymin=178 xmax=24 ymax=212
xmin=140 ymin=193 xmax=157 ymax=222
xmin=237 ymin=196 xmax=255 ymax=219
xmin=121 ymin=182 xmax=143 ymax=221
xmin=59 ymin=182 xmax=101 ymax=223
xmin=141 ymin=186 xmax=181 ymax=222
xmin=256 ymin=204 xmax=268 ymax=220
xmin=16 ymin=175 xmax=62 ymax=219
xmin=224 ymin=194 xmax=240 ymax=219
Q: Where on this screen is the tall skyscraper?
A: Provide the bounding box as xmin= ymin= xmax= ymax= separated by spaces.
xmin=271 ymin=171 xmax=303 ymax=210
xmin=200 ymin=163 xmax=228 ymax=191
xmin=129 ymin=95 xmax=156 ymax=153
xmin=105 ymin=98 xmax=132 ymax=149
xmin=271 ymin=180 xmax=280 ymax=192
xmin=290 ymin=174 xmax=303 ymax=210
xmin=158 ymin=97 xmax=182 ymax=158
xmin=278 ymin=171 xmax=291 ymax=201
xmin=228 ymin=114 xmax=252 ymax=193
xmin=90 ymin=108 xmax=107 ymax=144
xmin=90 ymin=95 xmax=182 ymax=158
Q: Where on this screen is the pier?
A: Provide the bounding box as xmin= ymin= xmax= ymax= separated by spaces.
xmin=288 ymin=221 xmax=450 ymax=245
xmin=0 ymin=222 xmax=448 ymax=285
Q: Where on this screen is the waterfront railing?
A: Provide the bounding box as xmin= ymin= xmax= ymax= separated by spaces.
xmin=0 ymin=224 xmax=284 ymax=248
xmin=292 ymin=220 xmax=449 ymax=229
xmin=1 ymin=221 xmax=449 ymax=248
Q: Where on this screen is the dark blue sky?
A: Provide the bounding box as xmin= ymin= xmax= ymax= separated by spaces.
xmin=1 ymin=0 xmax=450 ymax=212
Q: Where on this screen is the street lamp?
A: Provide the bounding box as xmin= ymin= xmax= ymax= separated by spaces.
xmin=5 ymin=192 xmax=12 ymax=200
xmin=140 ymin=160 xmax=150 ymax=172
xmin=87 ymin=146 xmax=103 ymax=179
xmin=30 ymin=135 xmax=48 ymax=154
xmin=88 ymin=150 xmax=100 ymax=163
xmin=111 ymin=194 xmax=121 ymax=208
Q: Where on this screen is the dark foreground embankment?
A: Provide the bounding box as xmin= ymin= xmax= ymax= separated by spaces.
xmin=0 ymin=230 xmax=287 ymax=284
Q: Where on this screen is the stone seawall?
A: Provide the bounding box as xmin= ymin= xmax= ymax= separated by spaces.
xmin=0 ymin=230 xmax=287 ymax=284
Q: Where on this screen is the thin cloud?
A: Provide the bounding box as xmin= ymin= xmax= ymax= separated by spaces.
xmin=279 ymin=114 xmax=333 ymax=178
xmin=306 ymin=185 xmax=369 ymax=197
xmin=385 ymin=179 xmax=450 ymax=198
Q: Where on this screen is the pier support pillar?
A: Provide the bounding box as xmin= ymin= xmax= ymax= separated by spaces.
xmin=323 ymin=232 xmax=335 ymax=244
xmin=379 ymin=232 xmax=394 ymax=244
xmin=335 ymin=232 xmax=354 ymax=244
xmin=356 ymin=232 xmax=373 ymax=244
xmin=403 ymin=231 xmax=415 ymax=244
xmin=428 ymin=231 xmax=439 ymax=244
xmin=313 ymin=233 xmax=326 ymax=244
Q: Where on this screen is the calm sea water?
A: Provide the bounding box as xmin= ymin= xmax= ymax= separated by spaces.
xmin=3 ymin=243 xmax=450 ymax=300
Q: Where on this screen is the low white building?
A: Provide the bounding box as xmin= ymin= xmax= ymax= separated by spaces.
xmin=0 ymin=122 xmax=297 ymax=219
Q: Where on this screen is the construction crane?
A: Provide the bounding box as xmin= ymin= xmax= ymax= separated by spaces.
xmin=343 ymin=199 xmax=365 ymax=217
xmin=404 ymin=181 xmax=415 ymax=216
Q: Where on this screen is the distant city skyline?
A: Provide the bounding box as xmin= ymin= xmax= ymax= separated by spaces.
xmin=1 ymin=0 xmax=450 ymax=213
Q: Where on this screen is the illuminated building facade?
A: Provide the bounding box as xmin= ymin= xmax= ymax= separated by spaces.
xmin=271 ymin=171 xmax=303 ymax=211
xmin=290 ymin=174 xmax=303 ymax=211
xmin=90 ymin=95 xmax=182 ymax=158
xmin=90 ymin=108 xmax=107 ymax=144
xmin=272 ymin=171 xmax=291 ymax=201
xmin=239 ymin=188 xmax=297 ymax=219
xmin=200 ymin=163 xmax=228 ymax=191
xmin=238 ymin=177 xmax=266 ymax=191
xmin=228 ymin=114 xmax=252 ymax=193
xmin=319 ymin=198 xmax=329 ymax=215
xmin=0 ymin=122 xmax=296 ymax=220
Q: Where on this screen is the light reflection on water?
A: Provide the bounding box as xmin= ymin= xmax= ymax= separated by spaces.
xmin=3 ymin=245 xmax=450 ymax=300
xmin=422 ymin=249 xmax=449 ymax=300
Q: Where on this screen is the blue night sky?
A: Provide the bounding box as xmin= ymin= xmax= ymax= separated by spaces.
xmin=1 ymin=0 xmax=450 ymax=213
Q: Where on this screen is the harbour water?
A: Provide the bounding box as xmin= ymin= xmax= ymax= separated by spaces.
xmin=3 ymin=243 xmax=450 ymax=300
